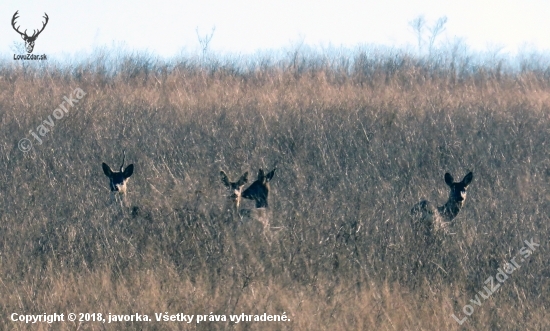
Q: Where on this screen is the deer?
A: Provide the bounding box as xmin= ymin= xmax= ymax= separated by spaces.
xmin=102 ymin=150 xmax=134 ymax=207
xmin=220 ymin=170 xmax=248 ymax=219
xmin=242 ymin=167 xmax=277 ymax=209
xmin=404 ymin=172 xmax=474 ymax=281
xmin=220 ymin=167 xmax=277 ymax=239
xmin=241 ymin=167 xmax=277 ymax=235
xmin=410 ymin=172 xmax=473 ymax=244
xmin=11 ymin=11 xmax=49 ymax=54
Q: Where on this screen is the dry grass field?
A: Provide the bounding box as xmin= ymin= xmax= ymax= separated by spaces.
xmin=0 ymin=49 xmax=549 ymax=330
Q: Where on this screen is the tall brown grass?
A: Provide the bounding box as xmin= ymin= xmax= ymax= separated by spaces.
xmin=0 ymin=49 xmax=549 ymax=330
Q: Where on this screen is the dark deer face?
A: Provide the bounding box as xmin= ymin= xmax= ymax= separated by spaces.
xmin=102 ymin=151 xmax=134 ymax=193
xmin=12 ymin=11 xmax=49 ymax=53
xmin=445 ymin=172 xmax=473 ymax=205
xmin=220 ymin=171 xmax=248 ymax=208
xmin=242 ymin=167 xmax=277 ymax=208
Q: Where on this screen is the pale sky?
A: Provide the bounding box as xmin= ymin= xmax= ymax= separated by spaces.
xmin=1 ymin=0 xmax=549 ymax=59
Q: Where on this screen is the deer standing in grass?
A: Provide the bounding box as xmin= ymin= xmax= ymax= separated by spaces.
xmin=220 ymin=167 xmax=277 ymax=237
xmin=410 ymin=172 xmax=473 ymax=243
xmin=220 ymin=170 xmax=248 ymax=219
xmin=102 ymin=150 xmax=134 ymax=208
xmin=242 ymin=167 xmax=277 ymax=235
xmin=242 ymin=168 xmax=276 ymax=209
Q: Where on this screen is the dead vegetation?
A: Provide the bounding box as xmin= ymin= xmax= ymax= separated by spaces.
xmin=0 ymin=48 xmax=549 ymax=330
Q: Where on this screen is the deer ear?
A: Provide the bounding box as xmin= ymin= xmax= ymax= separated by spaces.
xmin=462 ymin=172 xmax=473 ymax=186
xmin=444 ymin=173 xmax=454 ymax=186
xmin=220 ymin=171 xmax=230 ymax=187
xmin=102 ymin=163 xmax=113 ymax=177
xmin=123 ymin=164 xmax=134 ymax=178
xmin=265 ymin=168 xmax=276 ymax=182
xmin=237 ymin=172 xmax=248 ymax=186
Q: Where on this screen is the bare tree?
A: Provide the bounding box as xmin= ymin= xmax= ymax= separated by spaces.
xmin=409 ymin=15 xmax=448 ymax=56
xmin=427 ymin=16 xmax=447 ymax=55
xmin=409 ymin=15 xmax=426 ymax=54
xmin=196 ymin=26 xmax=216 ymax=61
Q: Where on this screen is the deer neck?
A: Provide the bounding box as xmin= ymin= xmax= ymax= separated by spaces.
xmin=438 ymin=199 xmax=463 ymax=221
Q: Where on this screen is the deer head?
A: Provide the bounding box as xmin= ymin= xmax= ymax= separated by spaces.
xmin=102 ymin=150 xmax=134 ymax=194
xmin=220 ymin=170 xmax=248 ymax=209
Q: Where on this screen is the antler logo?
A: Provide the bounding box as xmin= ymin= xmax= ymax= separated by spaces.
xmin=11 ymin=11 xmax=49 ymax=54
